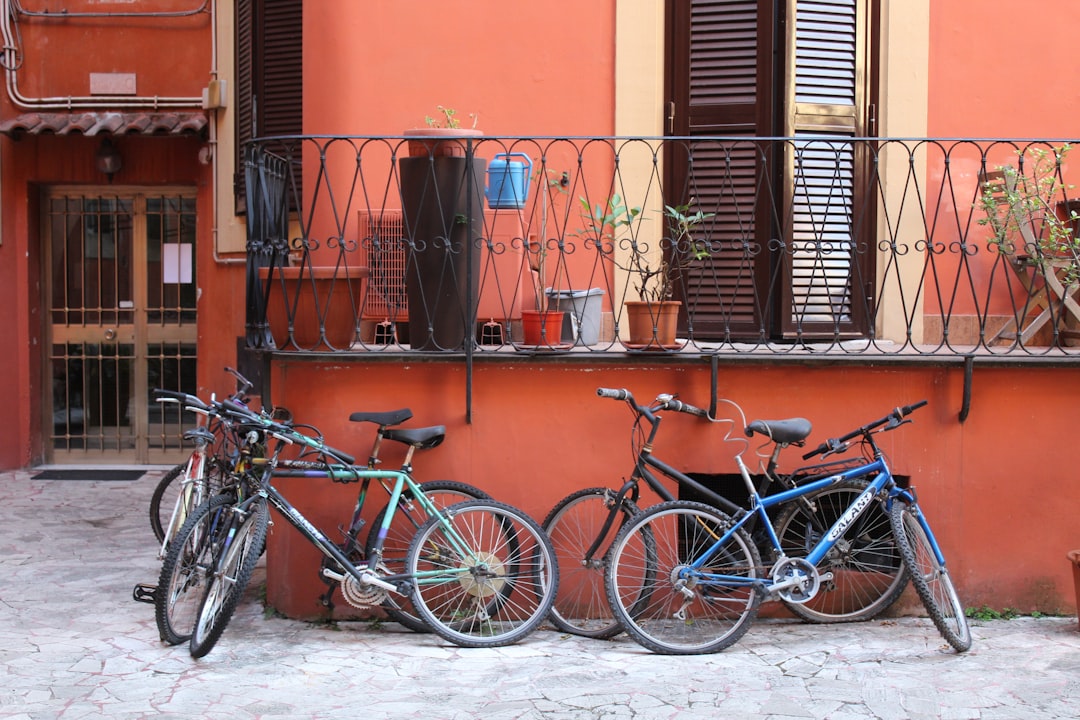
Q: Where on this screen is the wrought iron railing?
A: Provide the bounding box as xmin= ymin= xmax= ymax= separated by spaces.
xmin=244 ymin=136 xmax=1080 ymax=358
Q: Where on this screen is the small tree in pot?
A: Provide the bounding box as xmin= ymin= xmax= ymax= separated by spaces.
xmin=615 ymin=198 xmax=713 ymax=348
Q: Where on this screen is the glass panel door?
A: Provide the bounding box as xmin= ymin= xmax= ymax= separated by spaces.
xmin=46 ymin=190 xmax=197 ymax=464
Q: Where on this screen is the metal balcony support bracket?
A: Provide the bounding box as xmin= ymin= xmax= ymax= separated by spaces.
xmin=959 ymin=355 xmax=974 ymax=423
xmin=708 ymin=354 xmax=719 ymax=418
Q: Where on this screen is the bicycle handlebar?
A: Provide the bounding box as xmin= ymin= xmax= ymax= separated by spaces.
xmin=596 ymin=387 xmax=710 ymax=419
xmin=153 ymin=389 xmax=210 ymax=412
xmin=802 ymin=399 xmax=928 ymax=460
xmin=659 ymin=396 xmax=710 ymax=418
xmin=213 ymin=397 xmax=357 ymax=465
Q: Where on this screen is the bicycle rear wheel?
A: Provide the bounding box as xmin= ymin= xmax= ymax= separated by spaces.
xmin=363 ymin=480 xmax=491 ymax=632
xmin=606 ymin=500 xmax=762 ymax=655
xmin=189 ymin=497 xmax=269 ymax=658
xmin=888 ymin=499 xmax=971 ymax=652
xmin=541 ymin=487 xmax=647 ymax=638
xmin=407 ymin=500 xmax=558 ymax=647
xmin=774 ymin=480 xmax=908 ymax=622
xmin=154 ymin=492 xmax=233 ymax=645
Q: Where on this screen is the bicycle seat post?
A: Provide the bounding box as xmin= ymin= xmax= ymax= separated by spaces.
xmin=367 ymin=426 xmax=389 ymax=470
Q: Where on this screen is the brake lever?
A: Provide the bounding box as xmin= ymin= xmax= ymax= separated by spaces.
xmin=820 ymin=438 xmax=849 ymax=459
xmin=884 ymin=415 xmax=912 ymax=431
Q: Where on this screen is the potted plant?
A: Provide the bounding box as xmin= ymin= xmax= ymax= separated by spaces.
xmin=978 ymin=146 xmax=1080 ymax=270
xmin=977 ymin=146 xmax=1080 ymax=344
xmin=517 ymin=168 xmax=572 ymax=348
xmin=404 ymin=105 xmax=481 ymax=159
xmin=581 ymin=195 xmax=711 ymax=349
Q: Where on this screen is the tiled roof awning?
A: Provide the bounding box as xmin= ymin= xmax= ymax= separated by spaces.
xmin=0 ymin=111 xmax=208 ymax=137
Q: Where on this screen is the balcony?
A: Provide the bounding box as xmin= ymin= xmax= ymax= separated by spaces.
xmin=244 ymin=136 xmax=1080 ymax=360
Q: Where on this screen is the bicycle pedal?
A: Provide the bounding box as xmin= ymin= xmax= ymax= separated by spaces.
xmin=132 ymin=583 xmax=158 ymax=604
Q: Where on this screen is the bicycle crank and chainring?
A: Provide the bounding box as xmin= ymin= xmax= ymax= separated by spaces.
xmin=770 ymin=557 xmax=821 ymax=603
xmin=339 ymin=562 xmax=394 ymax=609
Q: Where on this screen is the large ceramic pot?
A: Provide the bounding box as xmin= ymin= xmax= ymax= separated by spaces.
xmin=398 ymin=156 xmax=486 ymax=350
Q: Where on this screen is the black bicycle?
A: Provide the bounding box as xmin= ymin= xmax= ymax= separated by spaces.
xmin=542 ymin=388 xmax=907 ymax=638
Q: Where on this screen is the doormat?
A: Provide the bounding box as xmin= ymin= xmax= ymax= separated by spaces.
xmin=30 ymin=469 xmax=145 ymax=481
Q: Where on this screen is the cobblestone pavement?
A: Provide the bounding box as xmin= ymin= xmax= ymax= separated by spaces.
xmin=1 ymin=469 xmax=1078 ymax=719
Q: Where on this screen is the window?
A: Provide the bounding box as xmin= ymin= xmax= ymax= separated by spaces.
xmin=235 ymin=0 xmax=303 ymax=214
xmin=666 ymin=0 xmax=877 ymax=340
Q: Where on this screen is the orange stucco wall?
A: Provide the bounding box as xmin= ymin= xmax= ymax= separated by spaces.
xmin=928 ymin=0 xmax=1080 ymax=137
xmin=302 ymin=0 xmax=615 ymax=137
xmin=923 ymin=0 xmax=1080 ymax=318
xmin=262 ymin=359 xmax=1080 ymax=620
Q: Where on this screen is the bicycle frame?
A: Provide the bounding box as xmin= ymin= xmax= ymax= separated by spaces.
xmin=249 ymin=457 xmax=481 ymax=596
xmin=578 ymin=419 xmax=746 ymax=565
xmin=687 ymin=453 xmax=911 ymax=594
xmin=157 ymin=441 xmax=208 ymax=559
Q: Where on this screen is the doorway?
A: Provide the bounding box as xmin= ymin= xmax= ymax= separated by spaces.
xmin=45 ymin=189 xmax=198 ymax=465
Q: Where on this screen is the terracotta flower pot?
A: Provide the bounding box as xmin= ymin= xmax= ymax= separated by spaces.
xmin=1068 ymin=550 xmax=1080 ymax=630
xmin=403 ymin=128 xmax=483 ymax=158
xmin=521 ymin=310 xmax=566 ymax=348
xmin=623 ymin=300 xmax=681 ymax=350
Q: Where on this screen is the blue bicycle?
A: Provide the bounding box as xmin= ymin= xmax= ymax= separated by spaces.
xmin=602 ymin=392 xmax=971 ymax=655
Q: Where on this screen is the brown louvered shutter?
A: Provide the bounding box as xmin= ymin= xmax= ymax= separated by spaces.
xmin=781 ymin=0 xmax=872 ymax=338
xmin=666 ymin=0 xmax=778 ymax=340
xmin=235 ymin=0 xmax=302 ymax=215
xmin=666 ymin=0 xmax=875 ymax=341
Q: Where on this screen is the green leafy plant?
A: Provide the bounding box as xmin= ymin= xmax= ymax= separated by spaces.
xmin=424 ymin=105 xmax=478 ymax=130
xmin=977 ymin=145 xmax=1080 ymax=282
xmin=628 ymin=200 xmax=714 ymax=303
xmin=574 ymin=193 xmax=641 ymax=246
xmin=964 ymin=605 xmax=1019 ymax=621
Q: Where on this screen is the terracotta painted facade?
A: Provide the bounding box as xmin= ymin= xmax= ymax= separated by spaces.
xmin=0 ymin=0 xmax=1077 ymax=619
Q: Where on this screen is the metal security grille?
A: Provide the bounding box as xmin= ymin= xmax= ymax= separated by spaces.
xmin=358 ymin=209 xmax=407 ymax=321
xmin=46 ymin=190 xmax=197 ymax=464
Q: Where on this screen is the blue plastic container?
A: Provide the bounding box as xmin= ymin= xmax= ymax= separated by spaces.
xmin=486 ymin=153 xmax=532 ymax=209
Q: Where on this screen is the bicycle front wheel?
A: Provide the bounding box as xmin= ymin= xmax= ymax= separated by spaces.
xmin=189 ymin=497 xmax=269 ymax=658
xmin=407 ymin=500 xmax=558 ymax=648
xmin=155 ymin=492 xmax=234 ymax=645
xmin=364 ymin=480 xmax=491 ymax=632
xmin=606 ymin=500 xmax=762 ymax=655
xmin=774 ymin=480 xmax=908 ymax=622
xmin=149 ymin=463 xmax=187 ymax=544
xmin=888 ymin=499 xmax=972 ymax=652
xmin=541 ymin=487 xmax=646 ymax=639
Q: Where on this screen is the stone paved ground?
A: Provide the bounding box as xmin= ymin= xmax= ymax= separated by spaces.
xmin=1 ymin=469 xmax=1078 ymax=719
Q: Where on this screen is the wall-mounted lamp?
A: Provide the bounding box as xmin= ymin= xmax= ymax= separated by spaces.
xmin=96 ymin=137 xmax=122 ymax=182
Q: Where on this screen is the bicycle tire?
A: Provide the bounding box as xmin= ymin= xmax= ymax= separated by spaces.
xmin=361 ymin=480 xmax=491 ymax=632
xmin=541 ymin=487 xmax=647 ymax=638
xmin=189 ymin=497 xmax=269 ymax=658
xmin=888 ymin=500 xmax=972 ymax=652
xmin=154 ymin=493 xmax=234 ymax=645
xmin=149 ymin=463 xmax=187 ymax=544
xmin=605 ymin=500 xmax=762 ymax=655
xmin=407 ymin=499 xmax=558 ymax=647
xmin=773 ymin=480 xmax=908 ymax=623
